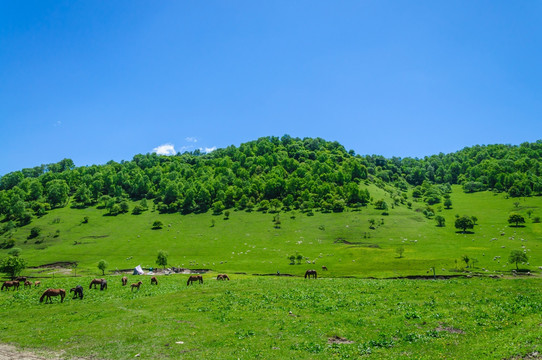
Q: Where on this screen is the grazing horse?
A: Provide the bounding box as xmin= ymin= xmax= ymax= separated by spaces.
xmin=322 ymin=266 xmax=328 ymax=271
xmin=15 ymin=276 xmax=27 ymax=282
xmin=24 ymin=280 xmax=33 ymax=289
xmin=187 ymin=275 xmax=203 ymax=286
xmin=304 ymin=269 xmax=318 ymax=279
xmin=89 ymin=278 xmax=104 ymax=289
xmin=70 ymin=285 xmax=84 ymax=300
xmin=131 ymin=281 xmax=142 ymax=291
xmin=100 ymin=279 xmax=107 ymax=291
xmin=122 ymin=276 xmax=128 ymax=286
xmin=34 ymin=281 xmax=41 ymax=287
xmin=1 ymin=280 xmax=20 ymax=291
xmin=40 ymin=288 xmax=66 ymax=303
xmin=150 ymin=276 xmax=158 ymax=285
xmin=217 ymin=274 xmax=230 ymax=281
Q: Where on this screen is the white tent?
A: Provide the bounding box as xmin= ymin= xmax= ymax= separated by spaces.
xmin=133 ymin=265 xmax=144 ymax=275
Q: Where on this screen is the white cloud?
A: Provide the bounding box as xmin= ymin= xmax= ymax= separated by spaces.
xmin=54 ymin=121 xmax=62 ymax=127
xmin=200 ymin=146 xmax=217 ymax=153
xmin=185 ymin=137 xmax=198 ymax=143
xmin=152 ymin=143 xmax=177 ymax=156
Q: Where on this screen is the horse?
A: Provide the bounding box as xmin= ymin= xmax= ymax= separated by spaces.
xmin=15 ymin=276 xmax=27 ymax=282
xmin=1 ymin=280 xmax=20 ymax=291
xmin=89 ymin=278 xmax=104 ymax=289
xmin=187 ymin=275 xmax=203 ymax=286
xmin=322 ymin=266 xmax=328 ymax=271
xmin=217 ymin=274 xmax=230 ymax=281
xmin=24 ymin=280 xmax=33 ymax=289
xmin=131 ymin=281 xmax=142 ymax=291
xmin=122 ymin=276 xmax=128 ymax=286
xmin=100 ymin=279 xmax=107 ymax=291
xmin=304 ymin=269 xmax=318 ymax=279
xmin=70 ymin=285 xmax=84 ymax=300
xmin=34 ymin=281 xmax=41 ymax=287
xmin=39 ymin=288 xmax=66 ymax=303
xmin=150 ymin=276 xmax=158 ymax=285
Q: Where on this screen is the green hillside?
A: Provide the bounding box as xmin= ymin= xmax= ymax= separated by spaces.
xmin=2 ymin=184 xmax=540 ymax=278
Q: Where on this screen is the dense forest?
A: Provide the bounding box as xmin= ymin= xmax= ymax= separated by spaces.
xmin=1 ymin=136 xmax=542 ymax=231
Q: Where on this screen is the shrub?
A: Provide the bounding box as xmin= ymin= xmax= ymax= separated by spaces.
xmin=152 ymin=220 xmax=163 ymax=230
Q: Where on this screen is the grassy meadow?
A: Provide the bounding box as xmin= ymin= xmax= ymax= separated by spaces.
xmin=1 ymin=186 xmax=541 ymax=359
xmin=0 ymin=275 xmax=541 ymax=360
xmin=1 ymin=185 xmax=541 ymax=278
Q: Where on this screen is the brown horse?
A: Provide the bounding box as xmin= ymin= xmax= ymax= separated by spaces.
xmin=40 ymin=288 xmax=66 ymax=303
xmin=322 ymin=266 xmax=328 ymax=271
xmin=122 ymin=276 xmax=128 ymax=286
xmin=89 ymin=278 xmax=104 ymax=289
xmin=15 ymin=276 xmax=27 ymax=282
xmin=150 ymin=276 xmax=158 ymax=285
xmin=1 ymin=280 xmax=20 ymax=291
xmin=24 ymin=280 xmax=33 ymax=289
xmin=131 ymin=281 xmax=143 ymax=291
xmin=34 ymin=281 xmax=41 ymax=287
xmin=217 ymin=274 xmax=230 ymax=281
xmin=187 ymin=275 xmax=203 ymax=286
xmin=304 ymin=269 xmax=317 ymax=279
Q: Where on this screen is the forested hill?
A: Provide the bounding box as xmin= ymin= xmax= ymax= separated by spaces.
xmin=1 ymin=136 xmax=542 ymax=230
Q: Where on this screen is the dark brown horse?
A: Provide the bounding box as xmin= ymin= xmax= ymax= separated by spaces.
xmin=150 ymin=276 xmax=158 ymax=285
xmin=187 ymin=275 xmax=203 ymax=286
xmin=122 ymin=276 xmax=128 ymax=286
xmin=40 ymin=288 xmax=66 ymax=303
xmin=1 ymin=280 xmax=20 ymax=291
xmin=89 ymin=278 xmax=104 ymax=289
xmin=304 ymin=269 xmax=317 ymax=279
xmin=100 ymin=279 xmax=107 ymax=291
xmin=322 ymin=266 xmax=328 ymax=271
xmin=24 ymin=280 xmax=33 ymax=289
xmin=216 ymin=274 xmax=230 ymax=281
xmin=131 ymin=281 xmax=142 ymax=291
xmin=70 ymin=285 xmax=84 ymax=300
xmin=15 ymin=276 xmax=27 ymax=282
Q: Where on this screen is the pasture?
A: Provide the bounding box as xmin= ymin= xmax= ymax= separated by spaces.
xmin=1 ymin=185 xmax=541 ymax=279
xmin=0 ymin=275 xmax=540 ymax=359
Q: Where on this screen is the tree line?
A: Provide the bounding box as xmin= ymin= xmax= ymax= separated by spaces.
xmin=1 ymin=136 xmax=542 ymax=230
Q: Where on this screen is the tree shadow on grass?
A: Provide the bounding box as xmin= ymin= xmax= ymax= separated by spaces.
xmin=455 ymin=230 xmax=475 ymax=234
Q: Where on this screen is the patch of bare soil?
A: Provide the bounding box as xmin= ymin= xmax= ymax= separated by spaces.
xmin=327 ymin=336 xmax=354 ymax=344
xmin=29 ymin=262 xmax=76 ymax=269
xmin=435 ymin=324 xmax=465 ymax=334
xmin=0 ymin=344 xmax=59 ymax=360
xmin=505 ymin=352 xmax=542 ymax=360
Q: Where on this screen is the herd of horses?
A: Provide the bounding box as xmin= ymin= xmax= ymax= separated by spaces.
xmin=1 ymin=269 xmax=322 ymax=304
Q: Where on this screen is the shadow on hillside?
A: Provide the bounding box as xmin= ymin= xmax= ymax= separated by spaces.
xmin=455 ymin=231 xmax=475 ymax=234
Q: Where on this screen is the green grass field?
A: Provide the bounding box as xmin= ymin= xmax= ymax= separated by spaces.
xmin=0 ymin=275 xmax=540 ymax=359
xmin=1 ymin=186 xmax=541 ymax=359
xmin=1 ymin=185 xmax=541 ymax=278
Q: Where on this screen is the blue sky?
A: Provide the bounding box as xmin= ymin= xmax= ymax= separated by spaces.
xmin=1 ymin=1 xmax=541 ymax=175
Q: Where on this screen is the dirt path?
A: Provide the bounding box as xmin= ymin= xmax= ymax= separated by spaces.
xmin=0 ymin=344 xmax=61 ymax=360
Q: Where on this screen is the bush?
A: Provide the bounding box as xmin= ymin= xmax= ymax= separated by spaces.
xmin=152 ymin=220 xmax=163 ymax=230
xmin=0 ymin=239 xmax=15 ymax=249
xmin=28 ymin=227 xmax=41 ymax=239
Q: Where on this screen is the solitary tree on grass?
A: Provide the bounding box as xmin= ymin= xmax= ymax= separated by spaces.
xmin=0 ymin=253 xmax=26 ymax=279
xmin=435 ymin=215 xmax=445 ymax=227
xmin=455 ymin=216 xmax=474 ymax=233
xmin=508 ymin=213 xmax=525 ymax=227
xmin=508 ymin=250 xmax=528 ymax=270
xmin=97 ymin=259 xmax=108 ymax=276
xmin=156 ymin=250 xmax=168 ymax=270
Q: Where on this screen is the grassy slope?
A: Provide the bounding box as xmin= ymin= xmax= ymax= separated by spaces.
xmin=1 ymin=185 xmax=541 ymax=278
